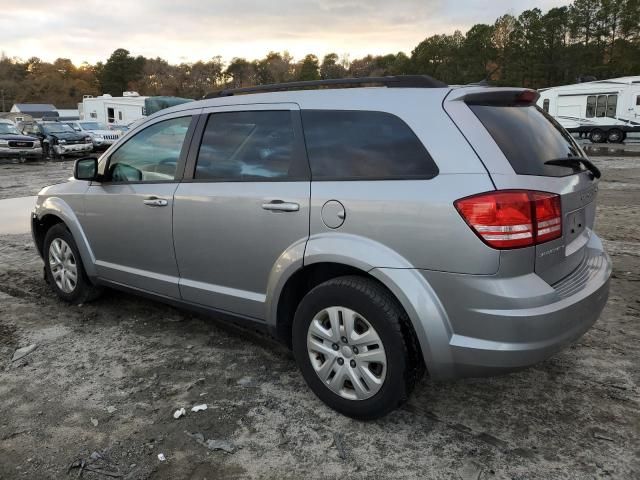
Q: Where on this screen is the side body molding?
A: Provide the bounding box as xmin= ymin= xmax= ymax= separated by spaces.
xmin=35 ymin=195 xmax=98 ymax=279
xmin=265 ymin=232 xmax=456 ymax=379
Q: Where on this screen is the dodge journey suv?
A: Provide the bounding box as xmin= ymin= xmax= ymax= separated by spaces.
xmin=31 ymin=76 xmax=611 ymax=419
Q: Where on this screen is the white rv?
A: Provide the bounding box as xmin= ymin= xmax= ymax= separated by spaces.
xmin=79 ymin=92 xmax=148 ymax=127
xmin=537 ymin=76 xmax=640 ymax=143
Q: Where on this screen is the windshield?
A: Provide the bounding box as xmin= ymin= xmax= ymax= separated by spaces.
xmin=0 ymin=123 xmax=20 ymax=135
xmin=469 ymin=104 xmax=586 ymax=177
xmin=43 ymin=123 xmax=75 ymax=134
xmin=79 ymin=122 xmax=108 ymax=130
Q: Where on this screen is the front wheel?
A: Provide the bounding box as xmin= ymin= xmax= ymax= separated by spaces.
xmin=43 ymin=224 xmax=102 ymax=304
xmin=292 ymin=276 xmax=419 ymax=419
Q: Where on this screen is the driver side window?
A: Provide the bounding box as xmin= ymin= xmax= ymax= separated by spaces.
xmin=108 ymin=116 xmax=192 ymax=183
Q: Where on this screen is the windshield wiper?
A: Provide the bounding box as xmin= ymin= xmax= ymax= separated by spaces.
xmin=544 ymin=156 xmax=601 ymax=179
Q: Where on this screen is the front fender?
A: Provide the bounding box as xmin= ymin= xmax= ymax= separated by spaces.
xmin=35 ymin=195 xmax=97 ymax=278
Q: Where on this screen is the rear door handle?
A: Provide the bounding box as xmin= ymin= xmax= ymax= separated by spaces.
xmin=262 ymin=200 xmax=300 ymax=212
xmin=143 ymin=197 xmax=168 ymax=207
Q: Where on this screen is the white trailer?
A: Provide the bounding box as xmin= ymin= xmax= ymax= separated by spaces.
xmin=537 ymin=76 xmax=640 ymax=143
xmin=79 ymin=92 xmax=148 ymax=127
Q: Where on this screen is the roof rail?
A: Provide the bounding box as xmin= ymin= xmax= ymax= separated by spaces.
xmin=204 ymin=75 xmax=447 ymax=99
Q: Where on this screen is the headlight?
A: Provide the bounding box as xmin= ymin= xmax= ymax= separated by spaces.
xmin=58 ymin=139 xmax=67 ymax=144
xmin=0 ymin=140 xmax=8 ymax=146
xmin=94 ymin=135 xmax=104 ymax=141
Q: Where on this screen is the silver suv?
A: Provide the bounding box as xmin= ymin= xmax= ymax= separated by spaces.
xmin=31 ymin=76 xmax=611 ymax=419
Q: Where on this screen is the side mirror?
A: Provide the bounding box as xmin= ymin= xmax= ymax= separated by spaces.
xmin=74 ymin=157 xmax=98 ymax=181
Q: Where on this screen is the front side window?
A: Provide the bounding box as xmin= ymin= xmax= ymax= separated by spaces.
xmin=301 ymin=110 xmax=438 ymax=180
xmin=586 ymin=96 xmax=596 ymax=118
xmin=107 ymin=116 xmax=191 ymax=183
xmin=195 ymin=111 xmax=301 ymax=181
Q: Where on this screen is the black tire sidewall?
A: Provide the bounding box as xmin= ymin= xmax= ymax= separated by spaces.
xmin=43 ymin=224 xmax=91 ymax=303
xmin=292 ymin=279 xmax=409 ymax=419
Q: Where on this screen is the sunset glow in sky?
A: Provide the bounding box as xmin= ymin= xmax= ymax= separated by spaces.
xmin=0 ymin=0 xmax=572 ymax=64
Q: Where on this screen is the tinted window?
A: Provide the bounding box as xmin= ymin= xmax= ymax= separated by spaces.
xmin=596 ymin=95 xmax=607 ymax=117
xmin=470 ymin=104 xmax=585 ymax=177
xmin=586 ymin=96 xmax=596 ymax=117
xmin=195 ymin=111 xmax=299 ymax=181
xmin=108 ymin=116 xmax=191 ymax=182
xmin=606 ymin=95 xmax=617 ymax=118
xmin=301 ymin=110 xmax=437 ymax=180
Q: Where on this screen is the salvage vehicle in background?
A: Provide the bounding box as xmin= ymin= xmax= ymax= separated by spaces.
xmin=31 ymin=76 xmax=611 ymax=419
xmin=64 ymin=120 xmax=122 ymax=151
xmin=0 ymin=119 xmax=43 ymax=162
xmin=21 ymin=121 xmax=93 ymax=159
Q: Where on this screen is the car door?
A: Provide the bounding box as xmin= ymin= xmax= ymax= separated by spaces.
xmin=80 ymin=111 xmax=199 ymax=297
xmin=173 ymin=104 xmax=310 ymax=319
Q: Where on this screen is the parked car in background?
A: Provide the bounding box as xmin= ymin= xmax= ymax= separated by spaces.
xmin=64 ymin=120 xmax=122 ymax=151
xmin=0 ymin=119 xmax=43 ymax=162
xmin=21 ymin=121 xmax=93 ymax=159
xmin=31 ymin=76 xmax=611 ymax=419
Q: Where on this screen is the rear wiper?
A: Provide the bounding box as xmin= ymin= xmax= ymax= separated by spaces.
xmin=544 ymin=157 xmax=601 ymax=179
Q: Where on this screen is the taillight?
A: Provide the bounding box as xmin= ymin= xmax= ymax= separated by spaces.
xmin=455 ymin=190 xmax=562 ymax=249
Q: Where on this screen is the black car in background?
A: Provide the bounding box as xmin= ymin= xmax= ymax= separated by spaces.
xmin=0 ymin=119 xmax=43 ymax=162
xmin=21 ymin=121 xmax=93 ymax=159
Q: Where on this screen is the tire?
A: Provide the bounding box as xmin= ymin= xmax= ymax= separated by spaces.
xmin=292 ymin=276 xmax=419 ymax=419
xmin=43 ymin=224 xmax=102 ymax=304
xmin=607 ymin=129 xmax=623 ymax=144
xmin=589 ymin=129 xmax=606 ymax=143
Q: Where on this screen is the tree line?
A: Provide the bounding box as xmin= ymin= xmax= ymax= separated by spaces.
xmin=1 ymin=0 xmax=638 ymax=109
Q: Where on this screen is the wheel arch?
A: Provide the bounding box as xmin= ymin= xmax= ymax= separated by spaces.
xmin=267 ymin=234 xmax=455 ymax=378
xmin=33 ymin=197 xmax=97 ymax=278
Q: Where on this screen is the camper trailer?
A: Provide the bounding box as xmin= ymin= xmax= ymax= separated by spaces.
xmin=79 ymin=92 xmax=148 ymax=127
xmin=537 ymin=76 xmax=640 ymax=143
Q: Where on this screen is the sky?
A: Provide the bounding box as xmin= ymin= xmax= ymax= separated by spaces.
xmin=0 ymin=0 xmax=572 ymax=65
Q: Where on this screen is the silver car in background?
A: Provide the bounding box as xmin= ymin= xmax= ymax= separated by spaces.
xmin=30 ymin=76 xmax=611 ymax=419
xmin=65 ymin=121 xmax=123 ymax=151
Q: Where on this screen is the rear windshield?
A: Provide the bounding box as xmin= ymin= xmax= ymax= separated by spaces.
xmin=469 ymin=104 xmax=585 ymax=177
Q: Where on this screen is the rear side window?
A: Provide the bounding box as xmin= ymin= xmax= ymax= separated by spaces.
xmin=470 ymin=104 xmax=584 ymax=177
xmin=301 ymin=110 xmax=438 ymax=180
xmin=195 ymin=111 xmax=305 ymax=181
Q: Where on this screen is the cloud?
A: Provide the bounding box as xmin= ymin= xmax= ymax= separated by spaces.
xmin=0 ymin=0 xmax=571 ymax=64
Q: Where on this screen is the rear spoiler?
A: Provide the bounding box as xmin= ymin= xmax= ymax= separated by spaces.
xmin=462 ymin=89 xmax=539 ymax=106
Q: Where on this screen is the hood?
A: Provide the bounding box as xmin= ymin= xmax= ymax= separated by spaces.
xmin=48 ymin=131 xmax=89 ymax=141
xmin=86 ymin=129 xmax=118 ymax=136
xmin=0 ymin=133 xmax=39 ymax=142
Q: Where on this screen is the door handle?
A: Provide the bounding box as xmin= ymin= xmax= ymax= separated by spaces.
xmin=262 ymin=200 xmax=300 ymax=212
xmin=143 ymin=197 xmax=168 ymax=207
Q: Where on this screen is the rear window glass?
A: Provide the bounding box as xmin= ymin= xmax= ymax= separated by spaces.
xmin=301 ymin=110 xmax=438 ymax=180
xmin=469 ymin=104 xmax=585 ymax=177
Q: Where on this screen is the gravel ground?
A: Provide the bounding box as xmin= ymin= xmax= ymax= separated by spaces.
xmin=0 ymin=156 xmax=638 ymax=479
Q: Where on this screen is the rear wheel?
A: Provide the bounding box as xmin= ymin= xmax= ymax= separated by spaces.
xmin=292 ymin=276 xmax=418 ymax=419
xmin=589 ymin=129 xmax=606 ymax=143
xmin=44 ymin=224 xmax=102 ymax=304
xmin=607 ymin=129 xmax=623 ymax=143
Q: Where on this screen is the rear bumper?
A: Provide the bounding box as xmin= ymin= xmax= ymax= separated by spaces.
xmin=419 ymin=233 xmax=611 ymax=378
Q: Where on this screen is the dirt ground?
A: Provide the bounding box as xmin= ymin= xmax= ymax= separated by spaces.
xmin=0 ymin=156 xmax=638 ymax=480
